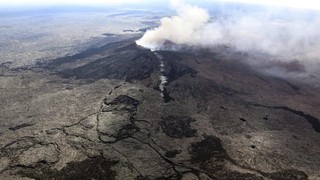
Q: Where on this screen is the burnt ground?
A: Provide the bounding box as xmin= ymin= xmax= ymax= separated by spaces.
xmin=160 ymin=116 xmax=197 ymax=138
xmin=0 ymin=38 xmax=320 ymax=179
xmin=17 ymin=156 xmax=117 ymax=180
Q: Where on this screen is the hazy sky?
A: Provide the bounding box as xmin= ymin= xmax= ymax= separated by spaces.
xmin=0 ymin=0 xmax=155 ymax=6
xmin=224 ymin=0 xmax=320 ymax=10
xmin=0 ymin=0 xmax=319 ymax=10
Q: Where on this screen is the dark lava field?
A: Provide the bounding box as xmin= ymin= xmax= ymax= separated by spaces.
xmin=0 ymin=37 xmax=319 ymax=180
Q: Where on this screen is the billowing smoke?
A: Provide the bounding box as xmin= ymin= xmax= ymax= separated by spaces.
xmin=136 ymin=0 xmax=210 ymax=50
xmin=136 ymin=0 xmax=320 ymax=78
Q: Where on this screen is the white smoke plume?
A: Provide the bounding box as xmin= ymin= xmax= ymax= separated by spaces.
xmin=136 ymin=0 xmax=210 ymax=50
xmin=154 ymin=52 xmax=168 ymax=97
xmin=136 ymin=0 xmax=320 ymax=74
